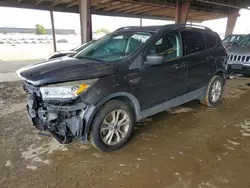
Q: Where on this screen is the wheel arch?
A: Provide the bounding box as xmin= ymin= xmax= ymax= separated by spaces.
xmin=96 ymin=92 xmax=142 ymax=121
xmin=215 ymin=70 xmax=224 ymax=77
xmin=215 ymin=69 xmax=226 ymax=84
xmin=84 ymin=92 xmax=142 ymax=135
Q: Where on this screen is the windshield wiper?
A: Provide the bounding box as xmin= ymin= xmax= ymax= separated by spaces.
xmin=78 ymin=56 xmax=103 ymax=62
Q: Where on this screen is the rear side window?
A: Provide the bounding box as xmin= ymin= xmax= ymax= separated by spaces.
xmin=181 ymin=31 xmax=206 ymax=55
xmin=203 ymin=32 xmax=218 ymax=49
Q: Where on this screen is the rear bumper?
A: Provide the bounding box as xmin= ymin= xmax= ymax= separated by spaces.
xmin=27 ymin=94 xmax=95 ymax=144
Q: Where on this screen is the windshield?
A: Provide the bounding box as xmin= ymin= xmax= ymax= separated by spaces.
xmin=73 ymin=40 xmax=95 ymax=52
xmin=75 ymin=32 xmax=152 ymax=62
xmin=223 ymin=35 xmax=243 ymax=43
xmin=236 ymin=35 xmax=250 ymax=47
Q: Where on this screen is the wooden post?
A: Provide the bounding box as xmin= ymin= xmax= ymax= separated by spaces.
xmin=225 ymin=10 xmax=240 ymax=37
xmin=79 ymin=0 xmax=92 ymax=44
xmin=175 ymin=0 xmax=190 ymax=24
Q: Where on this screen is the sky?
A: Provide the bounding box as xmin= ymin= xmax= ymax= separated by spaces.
xmin=0 ymin=6 xmax=250 ymax=37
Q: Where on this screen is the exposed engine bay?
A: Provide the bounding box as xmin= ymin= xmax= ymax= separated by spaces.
xmin=24 ymin=82 xmax=92 ymax=144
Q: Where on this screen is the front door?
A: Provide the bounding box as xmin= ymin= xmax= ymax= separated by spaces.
xmin=140 ymin=31 xmax=187 ymax=110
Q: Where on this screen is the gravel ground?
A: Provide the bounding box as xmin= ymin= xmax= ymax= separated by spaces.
xmin=1 ymin=77 xmax=250 ymax=188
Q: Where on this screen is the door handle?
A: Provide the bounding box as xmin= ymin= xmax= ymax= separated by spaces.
xmin=175 ymin=63 xmax=186 ymax=70
xmin=175 ymin=65 xmax=182 ymax=70
xmin=129 ymin=77 xmax=142 ymax=85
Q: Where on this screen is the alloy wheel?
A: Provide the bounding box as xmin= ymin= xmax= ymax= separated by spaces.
xmin=210 ymin=80 xmax=222 ymax=103
xmin=100 ymin=110 xmax=130 ymax=145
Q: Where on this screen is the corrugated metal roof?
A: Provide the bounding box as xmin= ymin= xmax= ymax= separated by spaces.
xmin=0 ymin=0 xmax=249 ymax=22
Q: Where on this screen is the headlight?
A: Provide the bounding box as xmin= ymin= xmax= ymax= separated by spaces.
xmin=40 ymin=79 xmax=97 ymax=100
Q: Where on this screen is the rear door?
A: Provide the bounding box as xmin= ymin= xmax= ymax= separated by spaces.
xmin=140 ymin=31 xmax=187 ymax=110
xmin=203 ymin=32 xmax=226 ymax=76
xmin=181 ymin=30 xmax=214 ymax=93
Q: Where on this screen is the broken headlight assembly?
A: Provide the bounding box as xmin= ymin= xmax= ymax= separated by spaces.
xmin=40 ymin=79 xmax=98 ymax=100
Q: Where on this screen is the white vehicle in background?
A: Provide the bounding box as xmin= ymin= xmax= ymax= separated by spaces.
xmin=57 ymin=39 xmax=68 ymax=43
xmin=23 ymin=39 xmax=32 ymax=44
xmin=7 ymin=38 xmax=18 ymax=45
xmin=2 ymin=38 xmax=7 ymax=44
xmin=24 ymin=38 xmax=37 ymax=44
xmin=38 ymin=38 xmax=51 ymax=44
xmin=0 ymin=39 xmax=5 ymax=44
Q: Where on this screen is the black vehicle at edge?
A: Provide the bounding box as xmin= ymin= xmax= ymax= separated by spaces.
xmin=17 ymin=24 xmax=227 ymax=152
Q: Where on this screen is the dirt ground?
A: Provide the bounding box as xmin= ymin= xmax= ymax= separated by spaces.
xmin=1 ymin=77 xmax=250 ymax=188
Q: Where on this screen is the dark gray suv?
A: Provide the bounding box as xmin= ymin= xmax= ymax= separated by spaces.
xmin=17 ymin=24 xmax=227 ymax=152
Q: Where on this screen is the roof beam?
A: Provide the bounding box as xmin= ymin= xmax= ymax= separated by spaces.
xmin=36 ymin=0 xmax=44 ymax=5
xmin=92 ymin=0 xmax=110 ymax=6
xmin=122 ymin=5 xmax=155 ymax=14
xmin=102 ymin=2 xmax=127 ymax=11
xmin=67 ymin=0 xmax=78 ymax=8
xmin=115 ymin=0 xmax=174 ymax=9
xmin=114 ymin=4 xmax=142 ymax=13
xmin=94 ymin=1 xmax=122 ymax=10
xmin=127 ymin=6 xmax=164 ymax=15
xmin=52 ymin=0 xmax=63 ymax=7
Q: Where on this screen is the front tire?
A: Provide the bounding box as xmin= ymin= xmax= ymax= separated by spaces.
xmin=89 ymin=100 xmax=134 ymax=152
xmin=201 ymin=75 xmax=224 ymax=107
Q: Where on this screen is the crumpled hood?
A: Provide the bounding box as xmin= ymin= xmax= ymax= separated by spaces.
xmin=17 ymin=57 xmax=119 ymax=86
xmin=228 ymin=46 xmax=250 ymax=55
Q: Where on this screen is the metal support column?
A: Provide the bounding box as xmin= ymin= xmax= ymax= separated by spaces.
xmin=79 ymin=0 xmax=92 ymax=44
xmin=140 ymin=18 xmax=143 ymax=26
xmin=225 ymin=10 xmax=240 ymax=37
xmin=175 ymin=0 xmax=190 ymax=24
xmin=50 ymin=10 xmax=57 ymax=52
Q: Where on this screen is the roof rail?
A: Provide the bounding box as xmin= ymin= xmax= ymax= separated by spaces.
xmin=115 ymin=26 xmax=140 ymax=31
xmin=176 ymin=24 xmax=212 ymax=31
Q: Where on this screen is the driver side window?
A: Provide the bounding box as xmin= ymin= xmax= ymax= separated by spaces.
xmin=148 ymin=32 xmax=182 ymax=61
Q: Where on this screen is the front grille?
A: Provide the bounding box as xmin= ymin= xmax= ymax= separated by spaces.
xmin=228 ymin=54 xmax=250 ymax=63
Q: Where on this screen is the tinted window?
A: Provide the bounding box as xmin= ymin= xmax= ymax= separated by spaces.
xmin=204 ymin=33 xmax=218 ymax=48
xmin=148 ymin=32 xmax=182 ymax=61
xmin=182 ymin=31 xmax=206 ymax=55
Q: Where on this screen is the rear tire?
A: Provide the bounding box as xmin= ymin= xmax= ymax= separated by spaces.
xmin=89 ymin=100 xmax=134 ymax=152
xmin=201 ymin=75 xmax=224 ymax=107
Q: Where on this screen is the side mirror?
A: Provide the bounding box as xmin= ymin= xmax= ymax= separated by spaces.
xmin=145 ymin=55 xmax=164 ymax=66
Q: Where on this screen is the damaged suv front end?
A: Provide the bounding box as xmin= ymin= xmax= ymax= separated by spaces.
xmin=17 ymin=30 xmax=153 ymax=151
xmin=16 ymin=50 xmax=120 ymax=144
xmin=23 ymin=79 xmax=97 ymax=144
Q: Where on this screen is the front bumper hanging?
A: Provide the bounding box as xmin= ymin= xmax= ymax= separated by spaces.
xmin=26 ymin=93 xmax=93 ymax=144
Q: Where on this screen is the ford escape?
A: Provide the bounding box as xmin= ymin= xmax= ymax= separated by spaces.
xmin=17 ymin=24 xmax=227 ymax=152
